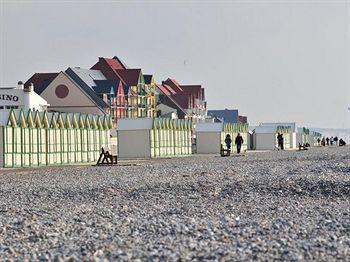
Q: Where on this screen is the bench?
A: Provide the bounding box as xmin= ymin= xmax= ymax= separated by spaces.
xmin=220 ymin=144 xmax=231 ymax=157
xmin=298 ymin=143 xmax=308 ymax=151
xmin=96 ymin=147 xmax=118 ymax=165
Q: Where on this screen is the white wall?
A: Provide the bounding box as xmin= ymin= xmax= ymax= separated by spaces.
xmin=196 ymin=132 xmax=221 ymax=154
xmin=290 ymin=132 xmax=297 ymax=149
xmin=118 ymin=130 xmax=151 ymax=159
xmin=253 ymin=133 xmax=276 ymax=150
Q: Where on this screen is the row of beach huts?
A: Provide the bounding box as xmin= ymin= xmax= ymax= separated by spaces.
xmin=0 ymin=55 xmax=322 ymax=168
xmin=0 ymin=108 xmax=322 ymax=168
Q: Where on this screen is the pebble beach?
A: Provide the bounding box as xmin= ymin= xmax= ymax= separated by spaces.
xmin=0 ymin=146 xmax=349 ymax=260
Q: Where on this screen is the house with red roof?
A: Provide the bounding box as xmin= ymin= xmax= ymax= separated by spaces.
xmin=91 ymin=56 xmax=150 ymax=118
xmin=157 ymin=78 xmax=207 ymax=122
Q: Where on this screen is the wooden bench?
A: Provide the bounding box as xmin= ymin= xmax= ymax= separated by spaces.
xmin=220 ymin=144 xmax=231 ymax=157
xmin=96 ymin=147 xmax=118 ymax=165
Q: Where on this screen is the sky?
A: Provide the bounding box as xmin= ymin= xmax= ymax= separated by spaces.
xmin=0 ymin=0 xmax=349 ymax=128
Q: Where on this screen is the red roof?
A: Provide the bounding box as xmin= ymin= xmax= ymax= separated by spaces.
xmin=180 ymin=85 xmax=202 ymax=98
xmin=24 ymin=72 xmax=59 ymax=94
xmin=163 ymin=78 xmax=183 ymax=93
xmin=115 ymin=69 xmax=141 ymax=86
xmin=104 ymin=57 xmax=126 ymax=70
xmin=171 ymin=94 xmax=191 ymax=109
xmin=156 ymin=84 xmax=171 ymax=96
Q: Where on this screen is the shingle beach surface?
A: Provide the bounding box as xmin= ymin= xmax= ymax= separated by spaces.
xmin=0 ymin=146 xmax=349 ymax=260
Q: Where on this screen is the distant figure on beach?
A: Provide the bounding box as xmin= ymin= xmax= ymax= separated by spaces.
xmin=317 ymin=138 xmax=321 ymax=146
xmin=326 ymin=137 xmax=330 ymax=146
xmin=321 ymin=137 xmax=326 ymax=146
xmin=330 ymin=136 xmax=334 ymax=146
xmin=235 ymin=133 xmax=244 ymax=154
xmin=334 ymin=136 xmax=338 ymax=145
xmin=277 ymin=132 xmax=284 ymax=150
xmin=339 ymin=138 xmax=346 ymax=146
xmin=225 ymin=134 xmax=232 ymax=151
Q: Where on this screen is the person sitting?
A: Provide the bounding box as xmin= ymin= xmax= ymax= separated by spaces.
xmin=339 ymin=138 xmax=346 ymax=146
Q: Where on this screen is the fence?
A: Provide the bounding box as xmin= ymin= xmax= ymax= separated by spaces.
xmin=1 ymin=109 xmax=112 ymax=168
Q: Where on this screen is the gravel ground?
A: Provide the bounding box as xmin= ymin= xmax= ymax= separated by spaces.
xmin=0 ymin=146 xmax=349 ymax=261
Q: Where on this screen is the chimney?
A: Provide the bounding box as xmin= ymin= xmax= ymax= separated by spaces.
xmin=17 ymin=81 xmax=24 ymax=90
xmin=24 ymin=82 xmax=34 ymax=93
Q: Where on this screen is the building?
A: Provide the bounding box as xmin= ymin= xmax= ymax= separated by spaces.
xmin=195 ymin=122 xmax=249 ymax=154
xmin=156 ymin=78 xmax=207 ymax=122
xmin=0 ymin=81 xmax=49 ymax=112
xmin=117 ymin=118 xmax=192 ymax=159
xmin=0 ymin=109 xmax=112 ymax=168
xmin=207 ymin=109 xmax=248 ymax=124
xmin=39 ymin=69 xmax=109 ymax=116
xmin=24 ymin=73 xmax=59 ymax=95
xmin=253 ymin=125 xmax=291 ymax=150
xmin=143 ymin=74 xmax=157 ymax=118
xmin=259 ymin=122 xmax=297 ymax=149
xmin=91 ymin=56 xmax=155 ymax=119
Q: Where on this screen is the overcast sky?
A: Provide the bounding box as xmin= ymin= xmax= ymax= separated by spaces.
xmin=1 ymin=0 xmax=349 ymax=128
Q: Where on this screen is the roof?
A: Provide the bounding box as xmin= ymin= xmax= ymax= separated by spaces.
xmin=65 ymin=68 xmax=108 ymax=109
xmin=67 ymin=67 xmax=106 ymax=88
xmin=156 ymin=84 xmax=171 ymax=96
xmin=260 ymin=122 xmax=297 ymax=133
xmin=100 ymin=57 xmax=126 ymax=70
xmin=171 ymin=94 xmax=190 ymax=109
xmin=254 ymin=126 xmax=278 ymax=133
xmin=163 ymin=78 xmax=183 ymax=92
xmin=196 ymin=123 xmax=223 ymax=132
xmin=93 ymin=79 xmax=124 ymax=95
xmin=208 ymin=109 xmax=239 ymax=123
xmin=25 ymin=73 xmax=59 ymax=94
xmin=116 ymin=69 xmax=141 ymax=86
xmin=117 ymin=118 xmax=153 ymax=131
xmin=143 ymin=74 xmax=153 ymax=85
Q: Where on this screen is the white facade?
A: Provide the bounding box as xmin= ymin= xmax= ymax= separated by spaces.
xmin=0 ymin=82 xmax=49 ymax=112
xmin=195 ymin=122 xmax=249 ymax=154
xmin=259 ymin=122 xmax=297 ymax=149
xmin=117 ymin=118 xmax=154 ymax=159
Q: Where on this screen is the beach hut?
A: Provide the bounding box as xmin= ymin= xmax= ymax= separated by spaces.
xmin=117 ymin=118 xmax=192 ymax=159
xmin=195 ymin=122 xmax=249 ymax=154
xmin=0 ymin=109 xmax=111 ymax=168
xmin=253 ymin=125 xmax=291 ymax=150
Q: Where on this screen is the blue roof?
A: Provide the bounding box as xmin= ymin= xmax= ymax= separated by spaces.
xmin=207 ymin=109 xmax=239 ymax=123
xmin=93 ymin=79 xmax=124 ymax=95
xmin=65 ymin=67 xmax=108 ymax=109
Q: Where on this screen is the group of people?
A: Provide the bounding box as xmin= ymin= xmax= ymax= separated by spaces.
xmin=224 ymin=133 xmax=244 ymax=154
xmin=317 ymin=136 xmax=347 ymax=147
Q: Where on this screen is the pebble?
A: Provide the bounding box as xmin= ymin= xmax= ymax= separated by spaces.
xmin=0 ymin=146 xmax=349 ymax=260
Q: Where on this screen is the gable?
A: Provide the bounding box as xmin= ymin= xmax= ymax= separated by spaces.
xmin=41 ymin=72 xmax=105 ymax=115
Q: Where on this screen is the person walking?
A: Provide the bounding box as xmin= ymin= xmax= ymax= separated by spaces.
xmin=321 ymin=137 xmax=326 ymax=146
xmin=277 ymin=132 xmax=284 ymax=150
xmin=235 ymin=133 xmax=244 ymax=154
xmin=317 ymin=138 xmax=321 ymax=146
xmin=326 ymin=137 xmax=330 ymax=146
xmin=330 ymin=136 xmax=334 ymax=146
xmin=334 ymin=136 xmax=338 ymax=145
xmin=225 ymin=134 xmax=232 ymax=151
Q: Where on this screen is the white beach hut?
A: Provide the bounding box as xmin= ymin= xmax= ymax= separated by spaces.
xmin=253 ymin=125 xmax=291 ymax=150
xmin=196 ymin=122 xmax=249 ymax=154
